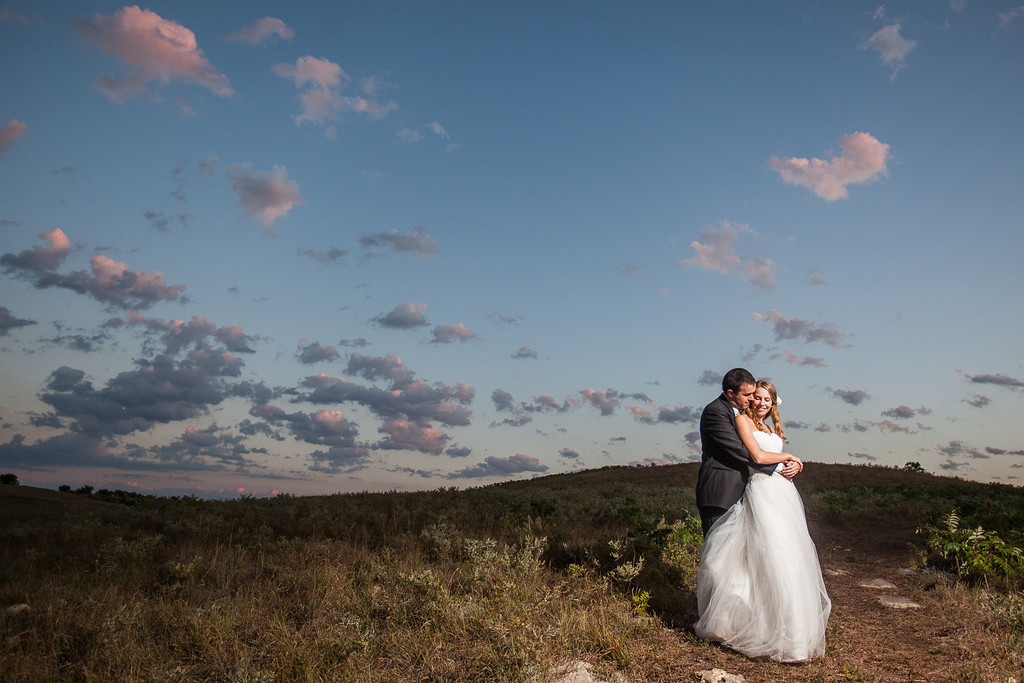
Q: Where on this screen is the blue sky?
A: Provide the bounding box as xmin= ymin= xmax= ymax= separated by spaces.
xmin=2 ymin=0 xmax=1023 ymax=497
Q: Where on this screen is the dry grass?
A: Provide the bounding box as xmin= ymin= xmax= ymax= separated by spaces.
xmin=1 ymin=462 xmax=1022 ymax=682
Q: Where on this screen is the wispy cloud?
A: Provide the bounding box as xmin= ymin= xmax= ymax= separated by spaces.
xmin=753 ymin=309 xmax=850 ymax=347
xmin=769 ymin=132 xmax=890 ymax=200
xmin=680 ymin=220 xmax=776 ymax=290
xmin=75 ymin=6 xmax=233 ymax=103
xmin=227 ymin=17 xmax=294 ymax=45
xmin=769 ymin=349 xmax=827 ymax=367
xmin=359 ymin=228 xmax=438 ymax=256
xmin=956 ymin=370 xmax=1024 ymax=390
xmin=998 ymin=6 xmax=1024 ymax=24
xmin=861 ymin=23 xmax=917 ymax=77
xmin=274 ymin=56 xmax=398 ymax=132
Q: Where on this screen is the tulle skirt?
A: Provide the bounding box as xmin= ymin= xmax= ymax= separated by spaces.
xmin=694 ymin=472 xmax=831 ymax=662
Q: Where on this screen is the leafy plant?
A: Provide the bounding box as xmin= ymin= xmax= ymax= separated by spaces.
xmin=919 ymin=509 xmax=1024 ymax=583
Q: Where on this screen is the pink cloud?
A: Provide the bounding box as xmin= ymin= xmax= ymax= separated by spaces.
xmin=225 ymin=163 xmax=304 ymax=229
xmin=769 ymin=349 xmax=828 ymax=367
xmin=580 ymin=389 xmax=619 ymax=416
xmin=769 ymin=132 xmax=890 ymax=200
xmin=380 ymin=418 xmax=449 ymax=453
xmin=75 ymin=6 xmax=233 ymax=103
xmin=1 ymin=228 xmax=71 ymax=273
xmin=431 ymin=323 xmax=476 ymax=344
xmin=862 ymin=23 xmax=917 ymax=76
xmin=274 ymin=56 xmax=398 ymax=128
xmin=227 ymin=17 xmax=293 ymax=45
xmin=680 ymin=220 xmax=776 ymax=290
xmin=0 ymin=120 xmax=26 ymax=155
xmin=88 ymin=254 xmax=186 ymax=306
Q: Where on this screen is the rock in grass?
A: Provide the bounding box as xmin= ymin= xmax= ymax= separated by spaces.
xmin=696 ymin=669 xmax=747 ymax=683
xmin=879 ymin=595 xmax=922 ymax=609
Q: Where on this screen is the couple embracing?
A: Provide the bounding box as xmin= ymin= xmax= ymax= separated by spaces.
xmin=693 ymin=367 xmax=831 ymax=663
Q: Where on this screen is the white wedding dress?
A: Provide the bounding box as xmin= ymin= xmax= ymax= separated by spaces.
xmin=693 ymin=430 xmax=831 ymax=662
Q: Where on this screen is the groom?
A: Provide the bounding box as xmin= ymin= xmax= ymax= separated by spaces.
xmin=695 ymin=367 xmax=796 ymax=536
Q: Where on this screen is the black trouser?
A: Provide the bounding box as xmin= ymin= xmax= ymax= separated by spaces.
xmin=699 ymin=505 xmax=728 ymax=537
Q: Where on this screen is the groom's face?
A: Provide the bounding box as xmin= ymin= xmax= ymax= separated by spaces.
xmin=726 ymin=383 xmax=756 ymax=411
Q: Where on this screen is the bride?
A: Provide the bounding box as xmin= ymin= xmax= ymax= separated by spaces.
xmin=693 ymin=380 xmax=831 ymax=662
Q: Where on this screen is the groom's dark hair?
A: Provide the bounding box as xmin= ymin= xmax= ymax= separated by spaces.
xmin=722 ymin=367 xmax=756 ymax=393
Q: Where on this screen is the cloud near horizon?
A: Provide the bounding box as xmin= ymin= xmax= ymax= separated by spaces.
xmin=75 ymin=5 xmax=233 ymax=104
xmin=769 ymin=132 xmax=890 ymax=200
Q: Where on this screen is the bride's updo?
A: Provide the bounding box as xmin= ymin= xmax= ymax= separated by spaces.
xmin=745 ymin=379 xmax=786 ymax=442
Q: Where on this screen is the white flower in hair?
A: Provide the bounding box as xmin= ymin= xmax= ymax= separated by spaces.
xmin=775 ymin=395 xmax=782 ymax=407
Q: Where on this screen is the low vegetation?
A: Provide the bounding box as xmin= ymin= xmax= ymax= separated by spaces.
xmin=1 ymin=463 xmax=1022 ymax=681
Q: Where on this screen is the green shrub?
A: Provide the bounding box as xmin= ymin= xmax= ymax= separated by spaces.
xmin=919 ymin=509 xmax=1024 ymax=583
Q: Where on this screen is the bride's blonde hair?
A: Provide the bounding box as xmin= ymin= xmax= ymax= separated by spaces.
xmin=744 ymin=380 xmax=786 ymax=442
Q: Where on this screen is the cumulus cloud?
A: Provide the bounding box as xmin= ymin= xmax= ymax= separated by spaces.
xmin=227 ymin=17 xmax=294 ymax=45
xmin=359 ymin=228 xmax=438 ymax=256
xmin=295 ymin=353 xmax=474 ymax=455
xmin=273 ymin=56 xmax=397 ymax=129
xmin=829 ymin=387 xmax=870 ymax=405
xmin=769 ymin=132 xmax=890 ymax=200
xmin=0 ymin=228 xmax=71 ymax=274
xmin=373 ymin=302 xmax=428 ymax=329
xmin=431 ymin=323 xmax=476 ymax=344
xmin=753 ymin=310 xmax=850 ymax=347
xmin=75 ymin=6 xmax=233 ymax=103
xmin=448 ymin=453 xmax=548 ymax=479
xmin=680 ymin=220 xmax=776 ymax=290
xmin=512 ymin=346 xmax=538 ymax=360
xmin=2 ymin=230 xmax=186 ymax=310
xmin=559 ymin=447 xmax=581 ymax=460
xmin=297 ymin=341 xmax=340 ymax=364
xmin=397 ymin=121 xmax=451 ymax=144
xmin=698 ymin=370 xmax=722 ymax=387
xmin=0 ymin=306 xmax=36 ymax=336
xmin=862 ymin=23 xmax=917 ymax=77
xmin=225 ymin=163 xmax=303 ymax=229
xmin=881 ymin=405 xmax=916 ymax=419
xmin=0 ymin=120 xmax=26 ymax=156
xmin=126 ymin=313 xmax=255 ymax=355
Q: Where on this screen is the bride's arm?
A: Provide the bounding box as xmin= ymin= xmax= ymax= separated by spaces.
xmin=735 ymin=414 xmax=801 ymax=466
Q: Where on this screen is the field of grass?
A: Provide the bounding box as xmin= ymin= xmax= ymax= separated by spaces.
xmin=2 ymin=462 xmax=1022 ymax=681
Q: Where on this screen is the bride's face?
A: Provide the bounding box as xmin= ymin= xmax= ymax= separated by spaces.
xmin=752 ymin=387 xmax=773 ymax=418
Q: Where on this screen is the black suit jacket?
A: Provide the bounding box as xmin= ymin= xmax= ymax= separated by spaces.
xmin=695 ymin=393 xmax=775 ymax=510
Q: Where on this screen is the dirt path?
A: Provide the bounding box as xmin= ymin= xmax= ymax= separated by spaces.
xmin=606 ymin=516 xmax=1020 ymax=682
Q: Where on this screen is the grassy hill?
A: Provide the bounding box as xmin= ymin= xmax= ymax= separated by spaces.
xmin=1 ymin=462 xmax=1022 ymax=681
